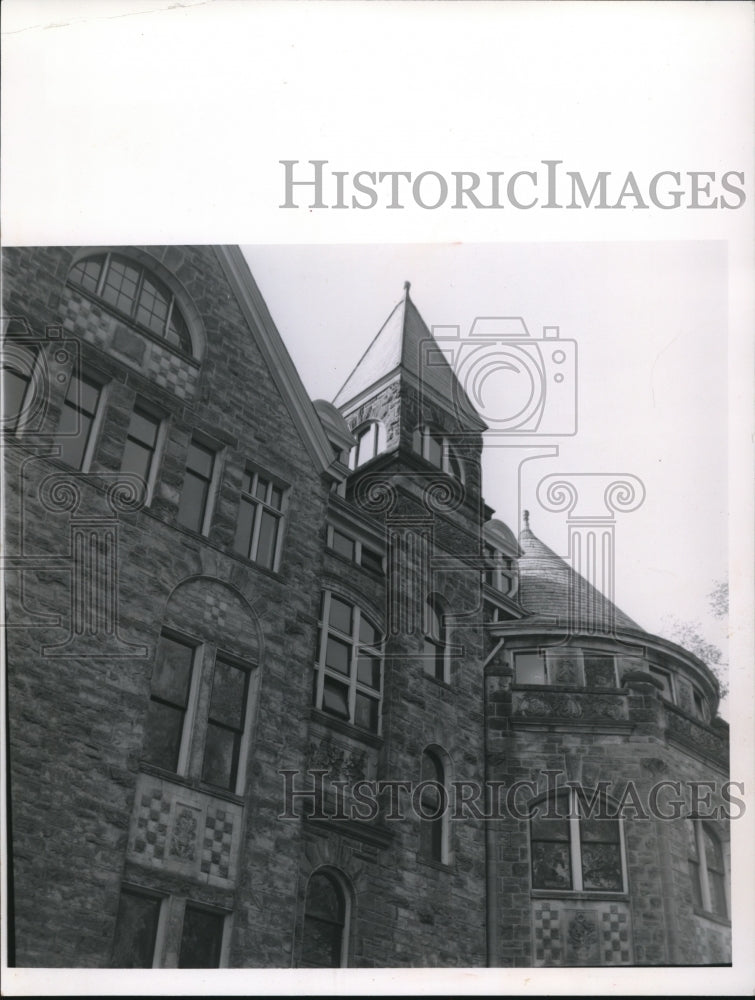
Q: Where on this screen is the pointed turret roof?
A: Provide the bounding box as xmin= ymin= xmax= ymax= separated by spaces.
xmin=517 ymin=513 xmax=642 ymax=632
xmin=333 ymin=283 xmax=483 ymax=428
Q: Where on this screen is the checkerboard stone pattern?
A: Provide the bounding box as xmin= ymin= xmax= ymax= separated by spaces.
xmin=601 ymin=904 xmax=632 ymax=964
xmin=532 ymin=900 xmax=633 ymax=966
xmin=133 ymin=785 xmax=170 ymax=862
xmin=128 ymin=773 xmax=241 ymax=887
xmin=201 ymin=805 xmax=235 ymax=880
xmin=533 ymin=902 xmax=563 ymax=966
xmin=61 ymin=286 xmax=199 ymax=400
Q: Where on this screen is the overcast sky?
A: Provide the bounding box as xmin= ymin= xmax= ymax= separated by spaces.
xmin=243 ymin=241 xmax=728 ymax=674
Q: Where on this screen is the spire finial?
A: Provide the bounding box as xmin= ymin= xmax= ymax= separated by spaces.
xmin=523 ymin=509 xmax=530 ymax=529
xmin=403 ymin=280 xmax=411 ymax=295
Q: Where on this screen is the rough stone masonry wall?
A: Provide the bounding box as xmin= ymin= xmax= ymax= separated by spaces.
xmin=3 ymin=245 xmax=330 ymax=967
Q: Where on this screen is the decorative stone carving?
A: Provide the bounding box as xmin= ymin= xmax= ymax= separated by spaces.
xmin=665 ymin=708 xmax=728 ymax=764
xmin=515 ymin=691 xmax=626 ymax=721
xmin=566 ymin=910 xmax=599 ymax=964
xmin=170 ymin=806 xmax=199 ymax=862
xmin=309 ymin=738 xmax=368 ymax=783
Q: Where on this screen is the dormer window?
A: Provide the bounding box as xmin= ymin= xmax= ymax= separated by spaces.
xmin=412 ymin=426 xmax=464 ymax=482
xmin=68 ymin=253 xmax=193 ymax=355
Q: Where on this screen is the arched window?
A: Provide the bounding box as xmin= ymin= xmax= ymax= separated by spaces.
xmin=348 ymin=421 xmax=384 ymax=469
xmin=68 ymin=252 xmax=193 ymax=355
xmin=301 ymin=870 xmax=349 ymax=967
xmin=313 ymin=591 xmax=383 ymax=733
xmin=423 ymin=595 xmax=448 ymax=683
xmin=412 ymin=425 xmax=464 ymax=481
xmin=419 ymin=749 xmax=448 ymax=864
xmin=687 ymin=819 xmax=728 ymax=919
xmin=529 ymin=789 xmax=626 ymax=893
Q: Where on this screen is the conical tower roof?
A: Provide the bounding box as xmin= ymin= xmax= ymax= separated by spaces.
xmin=518 ymin=514 xmax=642 ymax=632
xmin=333 ymin=283 xmax=483 ymax=428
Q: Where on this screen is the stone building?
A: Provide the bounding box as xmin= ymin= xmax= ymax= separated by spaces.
xmin=2 ymin=245 xmax=731 ymax=968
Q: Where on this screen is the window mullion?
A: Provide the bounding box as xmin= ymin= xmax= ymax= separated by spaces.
xmin=95 ymin=252 xmax=110 ymax=297
xmin=177 ymin=644 xmax=205 ymax=777
xmin=249 ymin=497 xmax=263 ymax=560
xmin=569 ymin=797 xmax=582 ymax=891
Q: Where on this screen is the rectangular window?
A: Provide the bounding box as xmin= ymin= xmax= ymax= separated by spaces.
xmin=233 ymin=470 xmax=287 ymax=571
xmin=57 ymin=372 xmax=102 ymax=470
xmin=177 ymin=438 xmax=216 ymax=534
xmin=649 ymin=666 xmax=674 ymax=701
xmin=111 ymin=887 xmax=163 ymax=968
xmin=142 ymin=634 xmax=196 ymax=773
xmin=178 ymin=905 xmax=225 ymax=968
xmin=314 ymin=592 xmax=383 ymax=733
xmin=121 ymin=403 xmax=161 ymax=497
xmin=515 ymin=651 xmax=546 ymax=685
xmin=201 ymin=657 xmax=250 ymax=792
xmin=326 ymin=525 xmax=384 ymax=574
xmin=583 ymin=654 xmax=617 ymax=688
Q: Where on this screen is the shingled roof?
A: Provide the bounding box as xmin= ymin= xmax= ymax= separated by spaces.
xmin=518 ymin=517 xmax=642 ymax=632
xmin=333 ymin=283 xmax=483 ymax=429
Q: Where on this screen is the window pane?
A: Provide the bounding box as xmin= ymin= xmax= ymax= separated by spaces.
xmin=357 ymin=654 xmax=381 ymax=689
xmin=102 ymin=257 xmax=140 ymax=314
xmin=128 ymin=409 xmax=159 ymax=447
xmin=233 ymin=497 xmax=256 ymax=557
xmin=2 ymin=366 xmax=31 ymax=426
xmin=356 ymin=423 xmax=377 ymax=466
xmin=548 ymin=655 xmax=581 ymax=685
xmin=70 ymin=255 xmax=105 ymax=294
xmin=255 ymin=508 xmax=279 ymax=569
xmin=531 ymin=842 xmax=572 ymax=890
xmin=111 ymin=889 xmax=160 ymax=968
xmin=515 ymin=652 xmax=545 ymax=685
xmin=57 ymin=420 xmax=89 ymax=469
xmin=77 ymin=376 xmax=101 ymax=416
xmin=209 ymin=659 xmax=247 ymax=729
xmin=120 ymin=438 xmax=153 ymax=482
xmin=649 ymin=667 xmax=673 ymax=700
xmin=426 ymin=602 xmax=442 ymax=639
xmin=703 ymin=827 xmax=724 ymax=872
xmin=709 ymin=871 xmax=728 ymax=919
xmin=580 ymin=816 xmax=619 ymax=844
xmin=420 ymin=816 xmax=444 ymax=861
xmin=135 ymin=276 xmax=170 ymax=335
xmin=530 ymin=813 xmax=570 ymax=842
xmin=255 ymin=476 xmax=268 ymax=501
xmin=201 ymin=722 xmax=238 ymax=790
xmin=581 ymin=842 xmax=623 ymax=891
xmin=360 ymin=547 xmax=383 ymax=574
xmin=584 ymin=655 xmax=616 ymax=688
xmin=241 ymin=471 xmax=253 ymax=494
xmin=306 ymin=873 xmax=344 ymax=921
xmin=354 ymin=692 xmax=378 ymax=731
xmin=302 ymin=916 xmax=342 ymax=967
xmin=178 ymin=906 xmax=224 ymax=968
xmin=270 ymin=485 xmax=284 ymax=510
xmin=426 ymin=433 xmax=443 ymax=468
xmin=689 ymin=859 xmax=703 ymax=909
xmin=358 ymin=616 xmax=379 ymax=647
xmin=187 ymin=439 xmax=214 ymax=478
xmin=152 ymin=635 xmax=194 ymax=704
xmin=177 ymin=470 xmax=209 ymax=532
xmin=142 ymin=700 xmax=184 ymax=771
xmin=331 ymin=530 xmax=355 ymax=560
xmin=325 ymin=636 xmax=351 ymax=675
xmin=321 ymin=678 xmax=349 ymax=719
xmin=329 ymin=597 xmax=352 ymax=634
